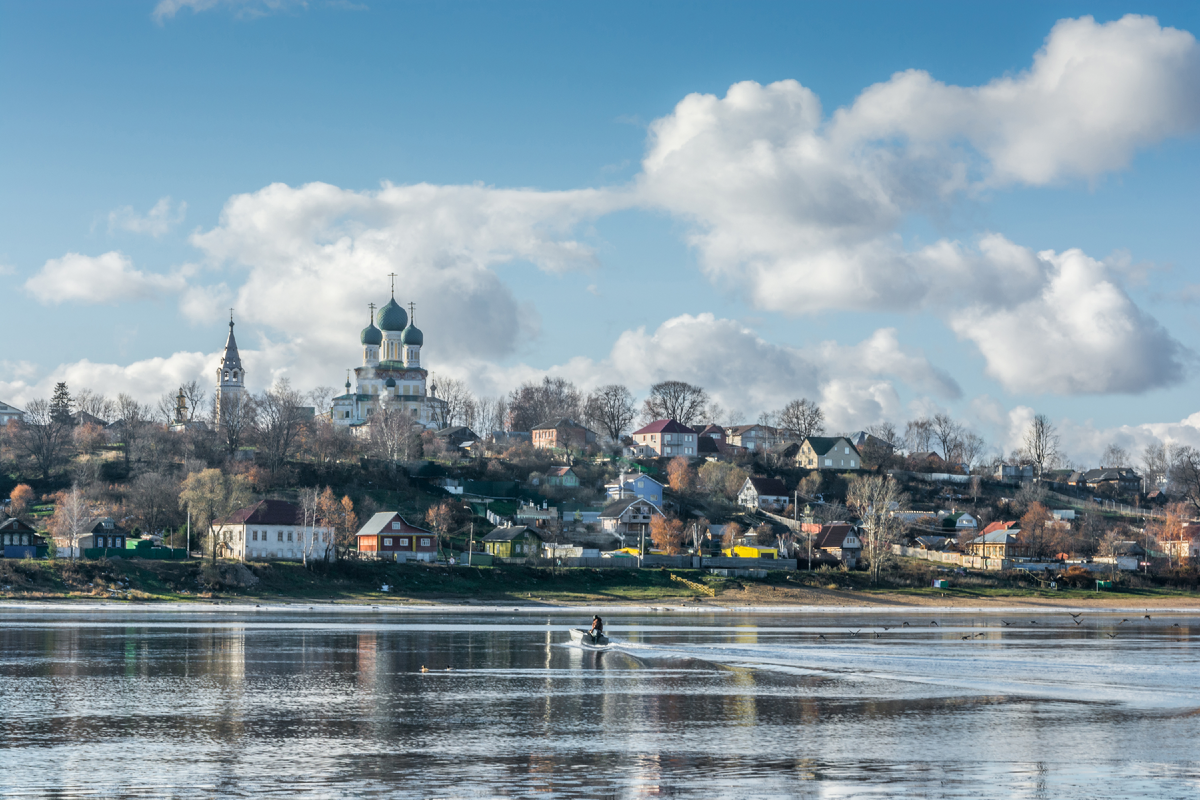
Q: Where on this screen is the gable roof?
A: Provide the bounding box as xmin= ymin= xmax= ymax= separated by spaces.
xmin=633 ymin=419 xmax=693 ymax=435
xmin=745 ymin=476 xmax=789 ymax=497
xmin=0 ymin=516 xmax=39 ymax=534
xmin=217 ymin=499 xmax=302 ymax=527
xmin=434 ymin=425 xmax=479 ymax=440
xmin=354 ymin=511 xmax=431 ymax=538
xmin=814 ymin=523 xmax=859 ymax=549
xmin=804 ymin=436 xmax=857 ymax=457
xmin=725 ymin=424 xmax=763 ymax=435
xmin=84 ymin=517 xmax=130 ymax=535
xmin=981 ymin=520 xmax=1019 ymax=535
xmin=698 ymin=424 xmax=725 ymax=437
xmin=532 ymin=418 xmax=586 ymax=431
xmin=548 ymin=466 xmax=576 ymax=477
xmin=1081 ymin=467 xmax=1140 ymax=482
xmin=481 ymin=525 xmax=543 ymax=542
xmin=599 ymin=497 xmax=663 ymax=518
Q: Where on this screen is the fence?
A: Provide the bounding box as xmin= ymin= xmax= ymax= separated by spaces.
xmin=892 ymin=544 xmax=1010 ymax=572
xmin=490 ymin=555 xmax=797 ymax=570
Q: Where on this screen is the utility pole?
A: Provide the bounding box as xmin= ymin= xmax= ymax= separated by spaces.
xmin=468 ymin=520 xmax=474 ymax=567
xmin=186 ymin=508 xmax=191 ymax=558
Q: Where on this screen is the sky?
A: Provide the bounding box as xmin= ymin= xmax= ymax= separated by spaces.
xmin=2 ymin=1 xmax=1199 ymax=466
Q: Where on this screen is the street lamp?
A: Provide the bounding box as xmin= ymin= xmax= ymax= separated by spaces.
xmin=803 ymin=503 xmax=814 ymax=572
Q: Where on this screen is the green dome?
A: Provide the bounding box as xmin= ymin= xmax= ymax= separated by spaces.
xmin=401 ymin=323 xmax=424 ymax=346
xmin=376 ymin=297 xmax=408 ymax=331
xmin=385 ymin=377 xmax=396 ymax=388
xmin=360 ymin=322 xmax=382 ymax=346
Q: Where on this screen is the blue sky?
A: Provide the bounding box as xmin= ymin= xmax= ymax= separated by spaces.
xmin=2 ymin=1 xmax=1199 ymax=464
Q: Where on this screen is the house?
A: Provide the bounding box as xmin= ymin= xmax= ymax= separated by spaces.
xmin=630 ymin=419 xmax=698 ymax=458
xmin=795 ymin=436 xmax=862 ymax=471
xmin=723 ymin=544 xmax=777 ymax=559
xmin=913 ymin=535 xmax=950 ymax=551
xmin=725 ymin=424 xmax=784 ymax=452
xmin=907 ymin=451 xmax=950 ymax=472
xmin=78 ymin=517 xmax=130 ymax=552
xmin=0 ymin=400 xmax=24 ymax=426
xmin=995 ymin=463 xmax=1035 ymax=482
xmin=434 ymin=426 xmax=480 ymax=448
xmin=965 ymin=529 xmax=1030 ymax=560
xmin=355 ymin=511 xmax=438 ymax=562
xmin=605 ymin=473 xmax=665 ymax=504
xmin=1075 ymin=468 xmax=1142 ymax=497
xmin=481 ymin=525 xmax=545 ymax=559
xmin=847 ymin=430 xmax=895 ymax=457
xmin=531 ymin=418 xmax=596 ymax=451
xmin=941 ymin=512 xmax=977 ymax=532
xmin=215 ymin=499 xmax=333 ymax=562
xmin=1 ymin=517 xmax=46 ymax=558
xmin=738 ymin=476 xmax=791 ymax=511
xmin=545 ymin=467 xmax=580 ymax=488
xmin=599 ymin=497 xmax=663 ymax=543
xmin=1051 ymin=509 xmax=1076 ymax=522
xmin=813 ymin=523 xmax=862 ymax=565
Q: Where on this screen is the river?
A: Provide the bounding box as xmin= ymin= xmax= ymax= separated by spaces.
xmin=1 ymin=604 xmax=1198 ymax=798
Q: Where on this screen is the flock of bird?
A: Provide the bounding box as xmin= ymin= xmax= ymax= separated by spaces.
xmin=813 ymin=612 xmax=1184 ymax=642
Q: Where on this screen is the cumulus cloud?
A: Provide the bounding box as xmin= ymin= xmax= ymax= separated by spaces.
xmin=633 ymin=15 xmax=1200 ymax=394
xmin=107 ymin=197 xmax=187 ymax=237
xmin=24 ymin=251 xmax=186 ymax=305
xmin=187 ymin=180 xmax=622 ymax=369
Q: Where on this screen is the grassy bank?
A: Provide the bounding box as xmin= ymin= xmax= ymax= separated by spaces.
xmin=2 ymin=556 xmax=1199 ymax=607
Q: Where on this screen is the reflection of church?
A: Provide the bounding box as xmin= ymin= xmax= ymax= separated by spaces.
xmin=331 ymin=284 xmax=447 ymax=429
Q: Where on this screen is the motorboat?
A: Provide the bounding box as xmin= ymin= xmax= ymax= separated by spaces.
xmin=569 ymin=628 xmax=610 ymax=648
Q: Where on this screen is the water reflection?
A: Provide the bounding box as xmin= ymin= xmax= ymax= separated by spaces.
xmin=1 ymin=609 xmax=1199 ymax=798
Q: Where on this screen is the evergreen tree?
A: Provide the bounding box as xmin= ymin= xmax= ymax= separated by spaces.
xmin=49 ymin=382 xmax=73 ymax=425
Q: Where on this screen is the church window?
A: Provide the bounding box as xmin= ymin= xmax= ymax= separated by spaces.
xmin=224 ymin=371 xmax=229 ymax=381
xmin=232 ymin=371 xmax=238 ymax=381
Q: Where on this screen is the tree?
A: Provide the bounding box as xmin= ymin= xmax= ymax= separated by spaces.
xmin=958 ymin=432 xmax=987 ymax=472
xmin=466 ymin=395 xmax=506 ymax=438
xmin=721 ymin=521 xmax=742 ymax=548
xmin=1022 ymin=414 xmax=1059 ymax=479
xmin=507 ymin=377 xmax=582 ymax=432
xmin=299 ymin=487 xmax=320 ymax=567
xmin=642 ymin=381 xmax=708 ymax=427
xmin=178 ymin=468 xmax=252 ymax=563
xmin=723 ymin=466 xmax=749 ymax=500
xmin=932 ymin=414 xmax=963 ymax=464
xmin=216 ymin=391 xmax=255 ymax=455
xmin=1019 ymin=501 xmax=1053 ymax=559
xmin=1168 ymin=446 xmax=1200 ymax=514
xmin=1101 ymin=443 xmax=1130 ymax=469
xmin=317 ymin=487 xmax=357 ymax=561
xmin=49 ymin=382 xmax=73 ymax=425
xmin=428 ymin=374 xmax=474 ymax=428
xmin=74 ymin=389 xmax=115 ymax=423
xmin=798 ymin=472 xmax=823 ymax=499
xmin=48 ymin=485 xmax=92 ymax=560
xmin=846 ymin=474 xmax=906 ymax=583
xmin=1142 ymin=442 xmax=1173 ymax=490
xmin=8 ymin=484 xmax=34 ymax=518
xmin=649 ymin=515 xmax=687 ymax=555
xmin=14 ymin=399 xmax=75 ymax=479
xmin=666 ymin=456 xmax=695 ymax=493
xmin=127 ymin=471 xmax=179 ymax=538
xmin=426 ymin=501 xmax=457 ymax=551
xmin=903 ymin=418 xmax=934 ymax=454
xmin=777 ymin=398 xmax=824 ymax=441
xmin=583 ymin=384 xmax=637 ymax=443
xmin=369 ymin=397 xmax=423 ymax=462
xmin=113 ymin=393 xmax=151 ymax=468
xmin=255 ymin=379 xmax=307 ymax=473
xmin=307 ymin=386 xmax=333 ymax=415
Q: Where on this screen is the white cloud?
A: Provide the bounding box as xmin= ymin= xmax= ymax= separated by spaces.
xmin=107 ymin=197 xmax=187 ymax=237
xmin=153 ymin=0 xmax=307 ymax=24
xmin=187 ymin=180 xmax=622 ymax=368
xmin=634 ymin=15 xmax=1200 ymax=394
xmin=24 ymin=251 xmax=186 ymax=305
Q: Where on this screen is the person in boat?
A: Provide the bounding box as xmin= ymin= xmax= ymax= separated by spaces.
xmin=589 ymin=615 xmax=604 ymax=643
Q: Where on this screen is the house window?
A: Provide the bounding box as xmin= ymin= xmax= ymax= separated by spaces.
xmin=287 ymin=531 xmax=294 ymax=542
xmin=850 ymin=460 xmax=856 ymax=467
xmin=825 ymin=459 xmax=832 ymax=466
xmin=392 ymin=521 xmax=401 ymax=530
xmin=384 ymin=537 xmax=393 ymax=546
xmin=420 ymin=538 xmax=431 ymax=547
xmin=845 ymin=447 xmax=850 ymax=454
xmin=252 ymin=531 xmax=258 ymax=541
xmin=400 ymin=538 xmax=409 ymax=547
xmin=277 ymin=531 xmax=284 ymax=542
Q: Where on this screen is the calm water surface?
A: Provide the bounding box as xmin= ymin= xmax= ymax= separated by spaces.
xmin=1 ymin=605 xmax=1199 ymax=799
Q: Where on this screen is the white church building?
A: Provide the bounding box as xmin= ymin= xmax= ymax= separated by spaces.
xmin=330 ymin=288 xmax=447 ymax=429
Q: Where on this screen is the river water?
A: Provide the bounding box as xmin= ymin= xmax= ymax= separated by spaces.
xmin=1 ymin=604 xmax=1199 ymax=799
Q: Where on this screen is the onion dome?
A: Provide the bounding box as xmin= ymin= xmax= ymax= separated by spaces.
xmin=400 ymin=322 xmax=423 ymax=346
xmin=385 ymin=377 xmax=396 ymax=389
xmin=376 ymin=297 xmax=408 ymax=332
xmin=360 ymin=320 xmax=382 ymax=346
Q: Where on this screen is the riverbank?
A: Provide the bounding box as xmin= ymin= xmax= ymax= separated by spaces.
xmin=2 ymin=556 xmax=1198 ymax=609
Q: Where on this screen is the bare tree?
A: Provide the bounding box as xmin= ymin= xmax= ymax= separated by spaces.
xmin=1168 ymin=446 xmax=1200 ymax=514
xmin=642 ymin=380 xmax=708 ymax=427
xmin=1142 ymin=442 xmax=1172 ymax=490
xmin=777 ymin=398 xmax=824 ymax=441
xmin=508 ymin=377 xmax=582 ymax=431
xmin=74 ymin=389 xmax=116 ymax=423
xmin=114 ymin=393 xmax=152 ymax=468
xmin=904 ymin=418 xmax=934 ymax=454
xmin=846 ymin=474 xmax=906 ymax=584
xmin=959 ymin=432 xmax=987 ymax=472
xmin=48 ymin=485 xmax=93 ymax=560
xmin=127 ymin=471 xmax=180 ymax=538
xmin=180 ymin=380 xmax=207 ymax=420
xmin=156 ymin=391 xmax=178 ymax=425
xmin=369 ymin=396 xmax=422 ymax=462
xmin=583 ymin=384 xmax=637 ymax=442
xmin=299 ymin=487 xmax=319 ymax=567
xmin=466 ymin=395 xmax=506 ymax=438
xmin=866 ymin=422 xmax=898 ymax=446
xmin=1022 ymin=414 xmax=1059 ymax=479
xmin=307 ymin=386 xmax=334 ymax=415
xmin=254 ymin=379 xmax=307 ymax=473
xmin=932 ymin=413 xmax=963 ymax=463
xmin=216 ymin=391 xmax=256 ymax=455
xmin=1101 ymin=443 xmax=1130 ymax=468
xmin=14 ymin=399 xmax=75 ymax=479
xmin=428 ymin=374 xmax=474 ymax=428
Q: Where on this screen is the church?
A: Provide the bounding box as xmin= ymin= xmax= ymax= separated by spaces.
xmin=330 ymin=286 xmax=447 ymax=429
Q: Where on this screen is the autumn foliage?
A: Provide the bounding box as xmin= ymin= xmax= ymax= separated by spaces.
xmin=650 ymin=516 xmax=687 ymax=555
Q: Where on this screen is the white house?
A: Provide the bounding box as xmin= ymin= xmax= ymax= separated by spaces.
xmin=738 ymin=477 xmax=791 ymax=511
xmin=213 ymin=499 xmax=333 ymax=562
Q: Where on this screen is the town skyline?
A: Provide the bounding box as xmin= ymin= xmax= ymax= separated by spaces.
xmin=3 ymin=2 xmax=1200 ymax=467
